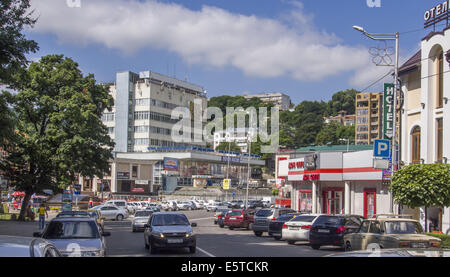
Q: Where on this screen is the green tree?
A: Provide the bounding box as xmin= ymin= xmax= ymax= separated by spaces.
xmin=390 ymin=163 xmax=450 ymax=232
xmin=0 ymin=0 xmax=39 ymax=84
xmin=215 ymin=141 xmax=241 ymax=153
xmin=0 ymin=55 xmax=115 ymax=221
xmin=326 ymin=89 xmax=359 ymax=116
xmin=315 ymin=122 xmax=355 ymax=146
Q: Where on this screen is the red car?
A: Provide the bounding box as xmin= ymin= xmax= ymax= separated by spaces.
xmin=224 ymin=209 xmax=255 ymax=230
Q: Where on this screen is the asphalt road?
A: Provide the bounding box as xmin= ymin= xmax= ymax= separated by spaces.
xmin=105 ymin=210 xmax=341 ymax=257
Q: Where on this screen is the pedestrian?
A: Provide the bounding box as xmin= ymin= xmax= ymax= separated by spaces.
xmin=27 ymin=204 xmax=35 ymax=221
xmin=88 ymin=198 xmax=93 ymax=209
xmin=38 ymin=203 xmax=48 ymax=230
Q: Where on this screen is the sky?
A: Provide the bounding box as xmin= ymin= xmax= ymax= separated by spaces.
xmin=24 ymin=0 xmax=444 ymax=105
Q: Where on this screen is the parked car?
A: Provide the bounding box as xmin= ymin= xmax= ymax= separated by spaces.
xmin=146 ymin=206 xmax=161 ymax=213
xmin=192 ymin=200 xmax=205 ymax=209
xmin=214 ymin=208 xmax=230 ymax=224
xmin=343 ymin=216 xmax=442 ymax=251
xmin=309 ymin=214 xmax=364 ymax=250
xmin=0 ymin=236 xmax=62 ymax=257
xmin=227 ymin=200 xmax=244 ymax=209
xmin=144 ymin=212 xmax=197 ymax=254
xmin=268 ymin=213 xmax=302 ymax=240
xmin=87 ymin=209 xmax=105 ymax=232
xmin=224 ymin=209 xmax=254 ymax=230
xmin=33 ymin=217 xmax=110 ymax=257
xmin=161 ymin=200 xmax=179 ymax=211
xmin=252 ymin=208 xmax=296 ymax=237
xmin=177 ymin=201 xmax=195 ymax=210
xmin=104 ymin=200 xmax=134 ymax=214
xmin=99 ymin=205 xmax=129 ymax=221
xmin=246 ymin=200 xmax=265 ymax=209
xmin=132 ymin=210 xmax=154 ymax=232
xmin=206 ymin=200 xmax=223 ymax=212
xmin=56 ymin=211 xmax=91 ymax=218
xmin=282 ymin=214 xmax=320 ymax=244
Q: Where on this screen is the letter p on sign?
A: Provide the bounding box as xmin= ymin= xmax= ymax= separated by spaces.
xmin=374 ymin=139 xmax=391 ymax=158
xmin=367 ymin=0 xmax=381 ymax=8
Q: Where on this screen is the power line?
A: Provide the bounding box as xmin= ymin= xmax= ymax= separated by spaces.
xmin=359 ymin=70 xmax=394 ymax=92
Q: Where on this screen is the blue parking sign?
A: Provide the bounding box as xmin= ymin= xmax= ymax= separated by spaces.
xmin=374 ymin=139 xmax=391 ymax=158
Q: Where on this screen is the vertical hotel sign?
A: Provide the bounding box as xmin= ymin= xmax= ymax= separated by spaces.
xmin=383 ymin=83 xmax=394 ymax=140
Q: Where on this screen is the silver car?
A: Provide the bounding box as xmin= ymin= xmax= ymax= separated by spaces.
xmin=144 ymin=212 xmax=197 ymax=254
xmin=0 ymin=236 xmax=61 ymax=257
xmin=33 ymin=217 xmax=110 ymax=257
xmin=99 ymin=205 xmax=129 ymax=221
xmin=132 ymin=210 xmax=153 ymax=232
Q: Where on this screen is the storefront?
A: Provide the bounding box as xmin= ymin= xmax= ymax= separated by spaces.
xmin=279 ymin=150 xmax=391 ymax=217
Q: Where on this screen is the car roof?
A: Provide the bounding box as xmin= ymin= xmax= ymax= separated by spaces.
xmin=365 ymin=218 xmax=419 ymax=222
xmin=152 ymin=212 xmax=186 ymax=216
xmin=50 ymin=217 xmax=97 ymax=222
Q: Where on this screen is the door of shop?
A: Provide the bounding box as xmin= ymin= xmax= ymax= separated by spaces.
xmin=364 ymin=189 xmax=376 ymax=219
xmin=298 ymin=190 xmax=312 ymax=213
xmin=322 ymin=189 xmax=344 ymax=215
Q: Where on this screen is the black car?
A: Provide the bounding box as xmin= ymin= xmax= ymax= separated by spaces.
xmin=144 ymin=212 xmax=197 ymax=254
xmin=268 ymin=213 xmax=302 ymax=240
xmin=309 ymin=215 xmax=364 ymax=250
xmin=247 ymin=200 xmax=264 ymax=209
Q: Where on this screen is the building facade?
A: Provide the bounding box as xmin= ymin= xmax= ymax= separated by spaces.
xmin=277 ymin=150 xmax=392 ymax=218
xmin=324 ymin=110 xmax=355 ymax=126
xmin=213 ymin=128 xmax=257 ymax=153
xmin=355 ymin=92 xmax=383 ymax=145
xmin=84 ymin=148 xmax=265 ymax=197
xmin=399 ymin=26 xmax=450 ymax=233
xmin=243 ymin=92 xmax=292 ymax=111
xmin=102 ymin=70 xmax=207 ymax=153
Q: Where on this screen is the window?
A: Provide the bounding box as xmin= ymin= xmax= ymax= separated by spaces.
xmin=357 ymin=109 xmax=369 ymax=115
xmin=132 ymin=166 xmax=138 ymax=178
xmin=359 ymin=221 xmax=370 ymax=233
xmin=102 ymin=113 xmax=114 ymax=122
xmin=369 ymin=221 xmax=381 ymax=233
xmin=437 ymin=118 xmax=443 ymax=162
xmin=134 ymin=126 xmax=149 ymax=133
xmin=411 ymin=126 xmax=421 ymax=164
xmin=357 ymin=117 xmax=368 ymax=124
xmin=108 ymin=127 xmax=114 ymax=134
xmin=135 ymin=138 xmax=149 ymax=145
xmin=437 ymin=51 xmax=444 ymax=108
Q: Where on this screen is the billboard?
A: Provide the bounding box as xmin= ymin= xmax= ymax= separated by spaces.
xmin=164 ymin=157 xmax=179 ymax=171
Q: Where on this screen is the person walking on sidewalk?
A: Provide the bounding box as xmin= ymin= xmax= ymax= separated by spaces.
xmin=38 ymin=203 xmax=48 ymax=229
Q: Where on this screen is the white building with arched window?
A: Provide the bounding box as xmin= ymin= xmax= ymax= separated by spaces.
xmin=399 ymin=26 xmax=450 ymax=234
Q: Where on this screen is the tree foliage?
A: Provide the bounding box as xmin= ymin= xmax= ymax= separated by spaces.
xmin=390 ymin=163 xmax=450 ymax=208
xmin=0 ymin=0 xmax=39 ymax=84
xmin=215 ymin=141 xmax=241 ymax=153
xmin=0 ymin=55 xmax=115 ymax=220
xmin=315 ymin=122 xmax=355 ymax=146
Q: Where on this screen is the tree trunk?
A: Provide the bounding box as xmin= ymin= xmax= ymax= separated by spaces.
xmin=424 ymin=206 xmax=428 ymax=233
xmin=18 ymin=191 xmax=32 ymax=221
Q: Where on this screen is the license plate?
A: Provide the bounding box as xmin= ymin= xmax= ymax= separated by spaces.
xmin=318 ymin=229 xmax=330 ymax=233
xmin=167 ymin=239 xmax=183 ymax=244
xmin=289 ymin=227 xmax=299 ymax=231
xmin=411 ymin=243 xmax=427 ymax=248
xmin=230 ymin=217 xmax=236 ymax=220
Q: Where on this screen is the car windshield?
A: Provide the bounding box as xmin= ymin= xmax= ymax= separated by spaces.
xmin=228 ymin=211 xmax=242 ymax=217
xmin=152 ymin=214 xmax=190 ymax=226
xmin=115 ymin=202 xmax=125 ymax=207
xmin=384 ymin=221 xmax=424 ymax=234
xmin=289 ymin=215 xmax=317 ymax=223
xmin=255 ymin=209 xmax=273 ymax=217
xmin=44 ymin=221 xmax=99 ymax=239
xmin=135 ymin=211 xmax=152 ymax=217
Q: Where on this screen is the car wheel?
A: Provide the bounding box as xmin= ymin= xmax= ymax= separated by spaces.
xmin=254 ymin=231 xmax=262 ymax=237
xmin=287 ymin=240 xmax=295 ymax=245
xmin=345 ymin=242 xmax=352 ymax=252
xmin=219 ymin=224 xmax=224 ymax=228
xmin=145 ymin=239 xmax=149 ymax=249
xmin=116 ymin=214 xmax=124 ymax=221
xmin=132 ymin=227 xmax=136 ymax=232
xmin=274 ymin=236 xmax=282 ymax=241
xmin=310 ymin=244 xmax=320 ymax=250
xmin=189 ymin=246 xmax=196 ymax=254
xmin=229 ymin=226 xmax=234 ymax=230
xmin=149 ymin=242 xmax=157 ymax=254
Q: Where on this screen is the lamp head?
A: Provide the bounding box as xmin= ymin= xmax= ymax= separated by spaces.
xmin=352 ymin=25 xmax=365 ymax=33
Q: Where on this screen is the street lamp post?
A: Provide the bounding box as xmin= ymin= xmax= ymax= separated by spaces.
xmin=353 ymin=26 xmax=399 ymax=214
xmin=245 ymin=113 xmax=254 ymax=210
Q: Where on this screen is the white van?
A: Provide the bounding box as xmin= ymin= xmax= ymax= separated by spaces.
xmin=104 ymin=200 xmax=134 ymax=213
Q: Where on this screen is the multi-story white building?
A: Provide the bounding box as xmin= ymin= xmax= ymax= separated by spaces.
xmin=399 ymin=20 xmax=450 ymax=233
xmin=243 ymin=92 xmax=292 ymax=111
xmin=102 ymin=70 xmax=207 ymax=153
xmin=213 ymin=128 xmax=257 ymax=153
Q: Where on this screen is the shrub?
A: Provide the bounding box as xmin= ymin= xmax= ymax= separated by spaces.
xmin=426 ymin=233 xmax=450 ymax=248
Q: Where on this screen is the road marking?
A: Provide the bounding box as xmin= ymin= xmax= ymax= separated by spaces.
xmin=191 ymin=217 xmax=214 ymax=221
xmin=197 ymin=246 xmax=216 ymax=257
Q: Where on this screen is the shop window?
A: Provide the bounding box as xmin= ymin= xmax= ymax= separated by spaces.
xmin=411 ymin=126 xmax=421 ymax=164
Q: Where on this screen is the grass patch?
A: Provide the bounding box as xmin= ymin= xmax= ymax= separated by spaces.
xmin=427 ymin=233 xmax=450 ymax=248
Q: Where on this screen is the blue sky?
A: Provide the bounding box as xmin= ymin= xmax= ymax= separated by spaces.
xmin=26 ymin=0 xmax=441 ymax=104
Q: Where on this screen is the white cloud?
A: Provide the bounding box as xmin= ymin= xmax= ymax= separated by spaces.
xmin=30 ymin=0 xmax=372 ymax=82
